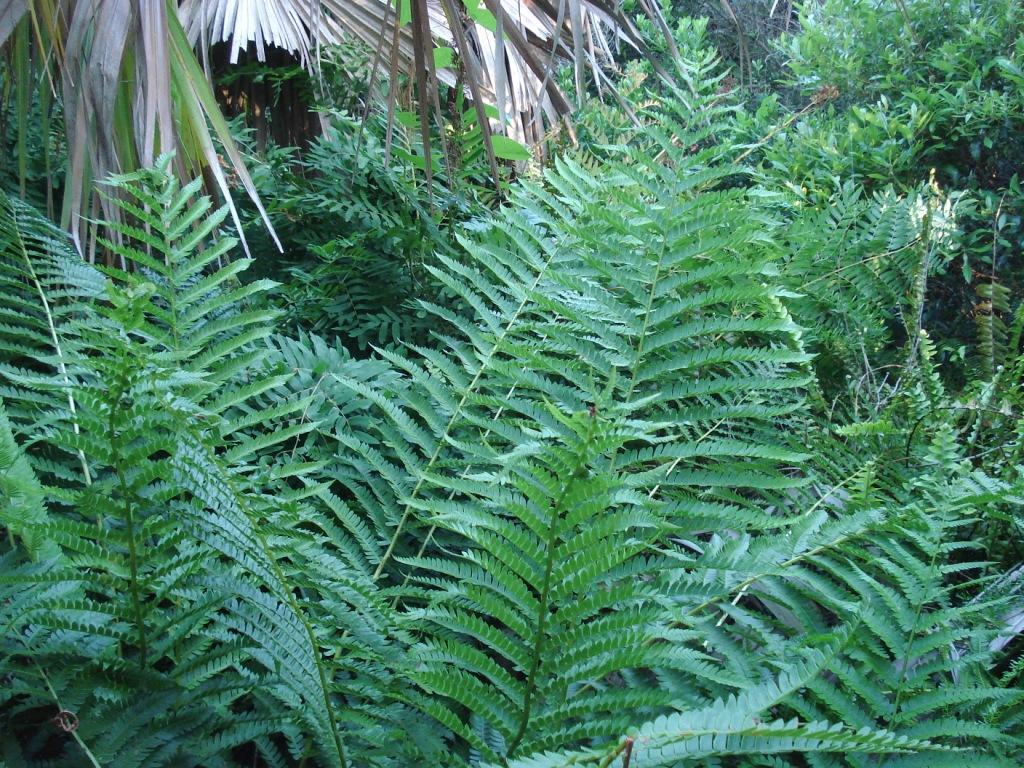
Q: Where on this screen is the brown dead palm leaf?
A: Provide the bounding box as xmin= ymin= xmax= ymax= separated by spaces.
xmin=178 ymin=0 xmax=677 ymax=185
xmin=1 ymin=0 xmax=676 ymax=257
xmin=1 ymin=0 xmax=280 ymax=260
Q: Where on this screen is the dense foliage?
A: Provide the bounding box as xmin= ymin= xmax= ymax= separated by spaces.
xmin=1 ymin=1 xmax=1023 ymax=766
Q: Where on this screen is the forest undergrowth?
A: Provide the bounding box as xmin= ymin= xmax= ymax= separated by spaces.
xmin=1 ymin=1 xmax=1023 ymax=766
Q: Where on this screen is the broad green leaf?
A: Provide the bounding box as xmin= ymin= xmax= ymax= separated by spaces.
xmin=490 ymin=135 xmax=531 ymax=162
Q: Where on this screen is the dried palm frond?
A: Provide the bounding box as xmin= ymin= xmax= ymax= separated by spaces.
xmin=1 ymin=0 xmax=280 ymax=259
xmin=178 ymin=0 xmax=676 ymax=176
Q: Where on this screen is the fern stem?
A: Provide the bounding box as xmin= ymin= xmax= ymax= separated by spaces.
xmin=800 ymin=239 xmax=921 ymax=290
xmin=399 ymin=384 xmax=518 ymax=588
xmin=887 ymin=519 xmax=943 ymax=733
xmin=681 ymin=463 xmax=870 ymax=622
xmin=371 ymin=252 xmax=557 ymax=581
xmin=110 ymin=383 xmax=148 ymax=669
xmin=210 ymin=440 xmax=349 ymax=768
xmin=287 ymin=587 xmax=348 ymax=768
xmin=597 ymin=738 xmax=633 ymax=768
xmin=508 ymin=410 xmax=600 ymax=756
xmin=35 ymin=663 xmax=102 ymax=768
xmin=604 ymin=221 xmax=666 ymax=476
xmin=11 ymin=208 xmax=92 ymax=486
xmin=647 ymin=413 xmax=730 ymax=500
xmin=291 ymin=372 xmax=329 ymax=459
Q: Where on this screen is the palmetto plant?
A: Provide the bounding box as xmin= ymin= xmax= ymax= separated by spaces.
xmin=0 ymin=0 xmax=282 ymax=257
xmin=0 ymin=0 xmax=676 ymax=255
xmin=178 ymin=0 xmax=674 ymax=136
